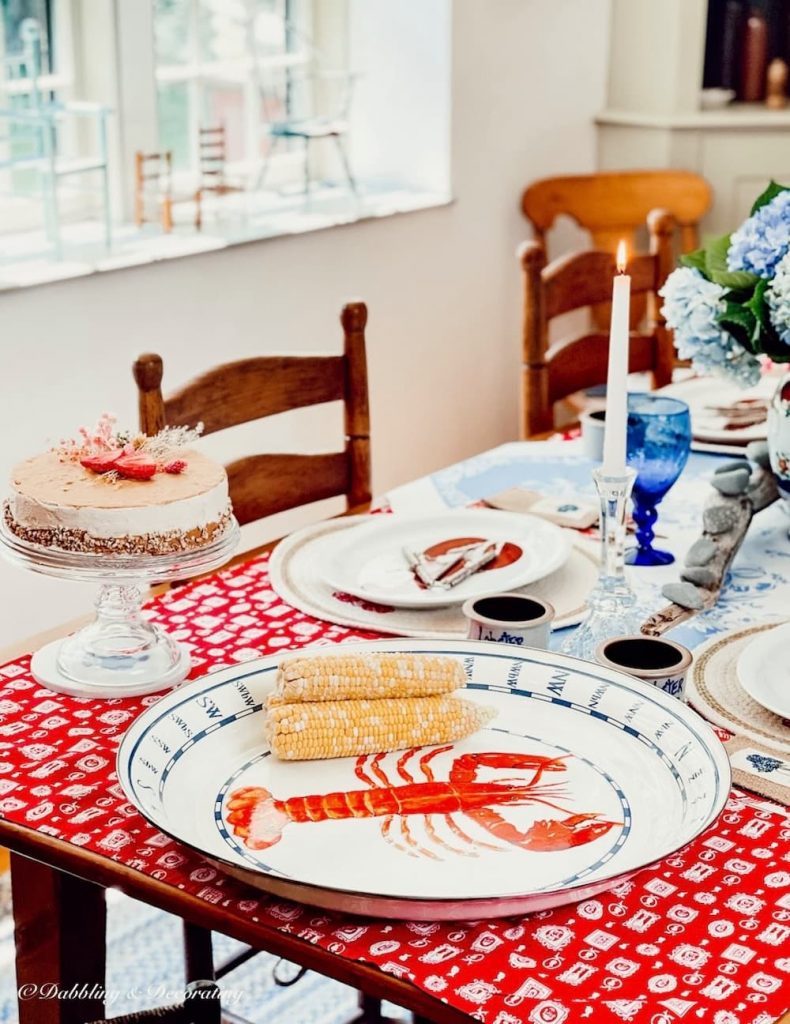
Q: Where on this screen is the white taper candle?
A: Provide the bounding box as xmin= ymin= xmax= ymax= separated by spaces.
xmin=602 ymin=241 xmax=631 ymax=475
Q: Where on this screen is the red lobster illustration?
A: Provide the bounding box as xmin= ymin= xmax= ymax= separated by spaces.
xmin=225 ymin=747 xmax=620 ymax=860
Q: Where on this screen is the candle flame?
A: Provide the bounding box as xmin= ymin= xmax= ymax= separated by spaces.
xmin=616 ymin=240 xmax=628 ymax=274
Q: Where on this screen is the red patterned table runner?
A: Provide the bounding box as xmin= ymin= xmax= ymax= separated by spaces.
xmin=0 ymin=555 xmax=788 ymax=1024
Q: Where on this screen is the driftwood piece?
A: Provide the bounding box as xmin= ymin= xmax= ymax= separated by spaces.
xmin=640 ymin=466 xmax=780 ymax=637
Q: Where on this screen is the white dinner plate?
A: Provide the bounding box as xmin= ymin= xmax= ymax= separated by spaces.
xmin=660 ymin=375 xmax=775 ymax=447
xmin=736 ymin=622 xmax=790 ymax=719
xmin=117 ymin=639 xmax=729 ymax=920
xmin=269 ymin=517 xmax=597 ymax=636
xmin=317 ymin=510 xmax=571 ymax=608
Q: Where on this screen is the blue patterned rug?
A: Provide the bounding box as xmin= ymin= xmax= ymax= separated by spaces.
xmin=0 ymin=885 xmax=408 ymax=1023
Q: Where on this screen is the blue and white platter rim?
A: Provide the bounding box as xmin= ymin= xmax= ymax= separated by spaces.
xmin=117 ymin=639 xmax=730 ymax=921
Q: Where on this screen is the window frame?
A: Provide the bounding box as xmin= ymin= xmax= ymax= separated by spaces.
xmin=0 ymin=0 xmax=347 ymax=229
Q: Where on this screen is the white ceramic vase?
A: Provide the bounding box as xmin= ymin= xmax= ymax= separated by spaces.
xmin=767 ymin=371 xmax=790 ymax=515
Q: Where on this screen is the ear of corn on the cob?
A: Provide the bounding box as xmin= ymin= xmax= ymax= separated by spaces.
xmin=270 ymin=653 xmax=466 ymax=705
xmin=266 ymin=694 xmax=495 ymax=761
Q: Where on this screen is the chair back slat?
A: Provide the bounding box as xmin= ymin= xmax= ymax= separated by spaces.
xmin=161 ymin=355 xmax=346 ymax=436
xmin=519 ymin=209 xmax=675 ymax=438
xmin=546 ymin=332 xmax=657 ymax=405
xmin=522 ymin=169 xmax=711 ymax=252
xmin=133 ymin=301 xmax=371 ymax=526
xmin=544 ymin=252 xmax=657 ymax=321
xmin=226 ymin=452 xmax=350 ymax=524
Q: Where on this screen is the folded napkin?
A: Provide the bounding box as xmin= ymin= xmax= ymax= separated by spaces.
xmin=483 ymin=487 xmax=598 ymax=530
xmin=405 ymin=539 xmax=501 ymax=589
xmin=724 ymin=734 xmax=790 ymax=806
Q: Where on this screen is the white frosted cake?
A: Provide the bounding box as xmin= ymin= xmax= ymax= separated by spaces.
xmin=4 ymin=417 xmax=232 ymax=556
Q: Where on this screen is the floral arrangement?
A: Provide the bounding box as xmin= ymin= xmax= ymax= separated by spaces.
xmin=660 ymin=181 xmax=790 ymax=386
xmin=57 ymin=413 xmax=203 ymax=482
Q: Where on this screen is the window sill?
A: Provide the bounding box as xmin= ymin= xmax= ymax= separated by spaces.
xmin=0 ymin=182 xmax=452 ymax=293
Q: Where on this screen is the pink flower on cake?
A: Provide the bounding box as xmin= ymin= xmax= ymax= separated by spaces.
xmin=58 ymin=415 xmax=203 ymax=481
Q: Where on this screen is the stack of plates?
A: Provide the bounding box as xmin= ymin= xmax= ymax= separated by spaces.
xmin=687 ymin=621 xmax=790 ymax=747
xmin=736 ymin=622 xmax=790 ymax=721
xmin=269 ymin=510 xmax=596 ymax=636
xmin=660 ymin=375 xmax=775 ymax=449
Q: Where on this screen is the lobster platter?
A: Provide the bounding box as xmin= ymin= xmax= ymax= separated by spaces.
xmin=117 ymin=639 xmax=729 ymax=920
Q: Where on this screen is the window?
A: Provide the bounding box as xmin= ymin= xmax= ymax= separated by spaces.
xmin=153 ymin=0 xmax=309 ymax=176
xmin=0 ymin=0 xmax=452 ymax=286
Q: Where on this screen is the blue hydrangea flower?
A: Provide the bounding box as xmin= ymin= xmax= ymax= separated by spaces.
xmin=661 ymin=266 xmax=725 ymax=340
xmin=766 ymin=250 xmax=790 ymax=347
xmin=660 ymin=267 xmax=762 ymax=386
xmin=727 ymin=190 xmax=790 ymax=278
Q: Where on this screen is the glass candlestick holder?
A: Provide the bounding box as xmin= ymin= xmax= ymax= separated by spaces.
xmin=561 ymin=466 xmax=642 ymax=661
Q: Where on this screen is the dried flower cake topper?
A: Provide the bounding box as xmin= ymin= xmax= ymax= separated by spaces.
xmin=56 ymin=413 xmax=204 ymax=482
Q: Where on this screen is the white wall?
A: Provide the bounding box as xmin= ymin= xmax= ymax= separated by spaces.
xmin=349 ymin=0 xmax=451 ymax=191
xmin=0 ymin=0 xmax=611 ymax=648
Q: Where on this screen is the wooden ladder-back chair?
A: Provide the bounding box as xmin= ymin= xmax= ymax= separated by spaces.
xmin=130 ymin=303 xmax=380 ymax=1024
xmin=520 ymin=208 xmax=675 ymax=438
xmin=194 ymin=124 xmax=244 ymax=231
xmin=134 ymin=150 xmax=177 ymax=233
xmin=133 ymin=301 xmax=371 ymax=527
xmin=522 ymin=170 xmax=710 ymax=335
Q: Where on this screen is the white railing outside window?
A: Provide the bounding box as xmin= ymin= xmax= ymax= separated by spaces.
xmin=0 ymin=0 xmax=79 ymax=232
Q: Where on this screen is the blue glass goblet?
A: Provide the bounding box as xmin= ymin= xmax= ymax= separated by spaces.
xmin=625 ymin=394 xmax=692 ymax=566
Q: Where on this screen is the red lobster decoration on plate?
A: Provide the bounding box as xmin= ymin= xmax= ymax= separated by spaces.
xmin=225 ymin=746 xmax=621 ymax=860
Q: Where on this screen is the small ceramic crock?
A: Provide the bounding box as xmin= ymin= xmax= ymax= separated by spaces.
xmin=580 ymin=409 xmax=606 ymax=461
xmin=595 ymin=634 xmax=693 ymax=701
xmin=462 ymin=593 xmax=555 ymax=650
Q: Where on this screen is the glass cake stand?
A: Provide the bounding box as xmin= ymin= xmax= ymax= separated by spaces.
xmin=0 ymin=516 xmax=240 ymax=698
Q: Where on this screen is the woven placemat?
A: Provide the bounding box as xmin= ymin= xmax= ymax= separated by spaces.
xmin=687 ymin=621 xmax=790 ymax=750
xmin=269 ymin=516 xmax=598 ymax=638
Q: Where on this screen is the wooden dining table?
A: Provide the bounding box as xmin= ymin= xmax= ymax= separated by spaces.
xmin=1 ymin=438 xmax=789 ymax=1024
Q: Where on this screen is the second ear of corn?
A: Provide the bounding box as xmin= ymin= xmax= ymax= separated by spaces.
xmin=265 ymin=653 xmax=493 ymax=761
xmin=267 ymin=694 xmax=495 ymax=761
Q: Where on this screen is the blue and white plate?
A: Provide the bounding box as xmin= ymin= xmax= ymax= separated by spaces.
xmin=117 ymin=640 xmax=730 ymax=920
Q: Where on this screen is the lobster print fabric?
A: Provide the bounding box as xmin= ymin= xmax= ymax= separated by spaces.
xmin=0 ymin=554 xmax=788 ymax=1024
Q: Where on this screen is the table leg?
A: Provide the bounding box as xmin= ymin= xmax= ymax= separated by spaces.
xmin=11 ymin=853 xmax=106 ymax=1024
xmin=355 ymin=993 xmax=385 ymax=1021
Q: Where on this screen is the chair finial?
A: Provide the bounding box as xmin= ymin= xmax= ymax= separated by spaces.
xmin=518 ymin=239 xmax=546 ymax=270
xmin=647 ymin=207 xmax=675 ymax=238
xmin=133 ymin=352 xmax=164 ymax=391
xmin=341 ymin=301 xmax=368 ymax=333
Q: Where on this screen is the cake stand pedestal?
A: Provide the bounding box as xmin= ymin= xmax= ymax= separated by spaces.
xmin=0 ymin=518 xmax=239 ymax=698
